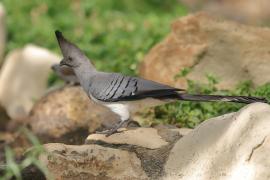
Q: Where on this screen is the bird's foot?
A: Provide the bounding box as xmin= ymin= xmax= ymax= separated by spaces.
xmin=95 ymin=120 xmax=129 ymax=137
xmin=95 ymin=128 xmax=121 ymax=137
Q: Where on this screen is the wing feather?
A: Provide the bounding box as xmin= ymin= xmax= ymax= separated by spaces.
xmin=89 ymin=73 xmax=184 ymax=102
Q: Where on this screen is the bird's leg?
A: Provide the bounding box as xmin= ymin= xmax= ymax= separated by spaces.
xmin=95 ymin=119 xmax=130 ymax=137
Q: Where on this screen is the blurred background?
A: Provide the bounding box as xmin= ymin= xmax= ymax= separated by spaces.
xmin=1 ymin=0 xmax=270 ymax=178
xmin=1 ymin=0 xmax=187 ymax=76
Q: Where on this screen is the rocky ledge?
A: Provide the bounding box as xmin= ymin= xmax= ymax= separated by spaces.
xmin=22 ymin=103 xmax=270 ymax=180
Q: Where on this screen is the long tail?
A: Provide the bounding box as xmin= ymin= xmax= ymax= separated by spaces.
xmin=177 ymin=94 xmax=268 ymax=104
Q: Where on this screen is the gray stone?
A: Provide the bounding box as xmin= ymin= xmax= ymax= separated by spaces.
xmin=181 ymin=0 xmax=270 ymax=25
xmin=165 ymin=103 xmax=270 ymax=180
xmin=139 ymin=13 xmax=270 ymax=90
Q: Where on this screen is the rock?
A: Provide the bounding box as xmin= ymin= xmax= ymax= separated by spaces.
xmin=0 ymin=3 xmax=5 ymax=64
xmin=29 ymin=127 xmax=182 ymax=179
xmin=86 ymin=128 xmax=169 ymax=149
xmin=165 ymin=103 xmax=270 ymax=179
xmin=0 ymin=45 xmax=60 ymax=119
xmin=29 ymin=86 xmax=119 ymax=144
xmin=180 ymin=0 xmax=270 ymax=25
xmin=139 ymin=13 xmax=270 ymax=90
xmin=171 ymin=127 xmax=192 ymax=136
xmin=40 ymin=143 xmax=148 ymax=180
xmin=23 ymin=103 xmax=270 ymax=179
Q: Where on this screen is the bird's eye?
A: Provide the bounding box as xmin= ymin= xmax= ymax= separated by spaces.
xmin=68 ymin=56 xmax=73 ymax=61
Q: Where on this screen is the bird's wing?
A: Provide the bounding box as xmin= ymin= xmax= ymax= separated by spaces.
xmin=89 ymin=73 xmax=184 ymax=102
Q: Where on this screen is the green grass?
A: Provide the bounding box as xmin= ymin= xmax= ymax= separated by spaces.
xmin=2 ymin=0 xmax=187 ymax=76
xmin=150 ymin=75 xmax=270 ymax=128
xmin=0 ymin=128 xmax=50 ymax=180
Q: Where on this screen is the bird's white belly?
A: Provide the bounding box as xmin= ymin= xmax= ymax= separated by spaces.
xmin=104 ymin=103 xmax=130 ymax=121
xmin=105 ymin=98 xmax=173 ymax=121
xmin=89 ymin=95 xmax=173 ymax=121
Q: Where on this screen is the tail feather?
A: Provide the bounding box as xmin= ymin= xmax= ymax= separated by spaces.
xmin=178 ymin=94 xmax=268 ymax=104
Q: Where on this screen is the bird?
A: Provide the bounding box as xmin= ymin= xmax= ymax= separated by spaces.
xmin=51 ymin=63 xmax=80 ymax=85
xmin=55 ymin=30 xmax=267 ymax=136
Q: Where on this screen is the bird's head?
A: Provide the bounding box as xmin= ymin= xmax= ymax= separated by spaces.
xmin=55 ymin=30 xmax=85 ymax=68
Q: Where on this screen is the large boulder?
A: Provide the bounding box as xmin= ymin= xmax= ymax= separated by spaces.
xmin=0 ymin=3 xmax=5 ymax=64
xmin=165 ymin=103 xmax=270 ymax=179
xmin=29 ymin=86 xmax=119 ymax=144
xmin=139 ymin=13 xmax=270 ymax=90
xmin=0 ymin=45 xmax=60 ymax=119
xmin=180 ymin=0 xmax=270 ymax=25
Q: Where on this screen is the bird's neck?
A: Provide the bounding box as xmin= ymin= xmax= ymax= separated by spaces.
xmin=73 ymin=61 xmax=96 ymax=92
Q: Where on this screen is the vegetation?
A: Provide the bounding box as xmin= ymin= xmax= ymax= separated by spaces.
xmin=151 ymin=74 xmax=270 ymax=128
xmin=0 ymin=128 xmax=50 ymax=180
xmin=2 ymin=0 xmax=187 ymax=76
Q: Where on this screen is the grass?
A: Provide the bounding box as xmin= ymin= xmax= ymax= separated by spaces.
xmin=149 ymin=74 xmax=270 ymax=128
xmin=2 ymin=0 xmax=187 ymax=76
xmin=0 ymin=128 xmax=50 ymax=180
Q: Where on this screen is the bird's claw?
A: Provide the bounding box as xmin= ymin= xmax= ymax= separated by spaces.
xmin=95 ymin=119 xmax=136 ymax=137
xmin=95 ymin=128 xmax=120 ymax=137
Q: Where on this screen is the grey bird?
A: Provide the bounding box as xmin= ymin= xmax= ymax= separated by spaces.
xmin=51 ymin=63 xmax=79 ymax=85
xmin=55 ymin=30 xmax=267 ymax=136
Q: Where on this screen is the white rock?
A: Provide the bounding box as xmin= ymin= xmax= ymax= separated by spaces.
xmin=171 ymin=128 xmax=193 ymax=136
xmin=165 ymin=103 xmax=270 ymax=180
xmin=0 ymin=3 xmax=5 ymax=64
xmin=0 ymin=45 xmax=60 ymax=119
